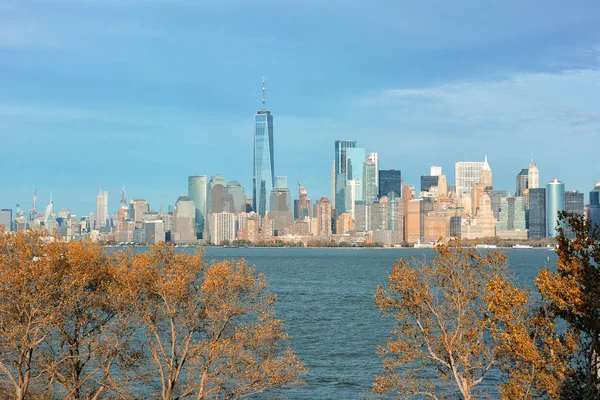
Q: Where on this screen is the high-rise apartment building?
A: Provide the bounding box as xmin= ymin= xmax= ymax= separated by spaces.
xmin=363 ymin=153 xmax=379 ymax=203
xmin=378 ymin=169 xmax=402 ymax=199
xmin=0 ymin=209 xmax=12 ymax=232
xmin=96 ymin=187 xmax=108 ymax=228
xmin=497 ymin=197 xmax=526 ymax=233
xmin=547 ymin=179 xmax=565 ymax=238
xmin=455 ymin=160 xmax=485 ymax=199
xmin=430 ymin=166 xmax=442 ymax=176
xmin=316 ymin=197 xmax=332 ymax=237
xmin=209 ymin=212 xmax=237 ymax=245
xmin=528 ymin=188 xmax=547 ymax=238
xmin=516 ymin=169 xmax=529 ymax=197
xmin=345 ymin=179 xmax=361 ymax=220
xmin=144 ymin=220 xmax=165 ymax=244
xmin=253 ymin=78 xmax=275 ymax=218
xmin=334 ymin=140 xmax=357 ymax=212
xmin=188 ymin=175 xmax=207 ymax=239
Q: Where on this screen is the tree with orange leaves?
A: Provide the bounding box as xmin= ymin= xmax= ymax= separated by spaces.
xmin=0 ymin=230 xmax=58 ymax=400
xmin=534 ymin=212 xmax=600 ymax=398
xmin=116 ymin=242 xmax=305 ymax=399
xmin=373 ymin=242 xmax=514 ymax=400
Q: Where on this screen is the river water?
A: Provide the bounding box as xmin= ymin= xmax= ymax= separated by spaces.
xmin=203 ymin=247 xmax=557 ymax=399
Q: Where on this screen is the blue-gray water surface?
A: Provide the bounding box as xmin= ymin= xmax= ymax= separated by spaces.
xmin=202 ymin=247 xmax=558 ymax=399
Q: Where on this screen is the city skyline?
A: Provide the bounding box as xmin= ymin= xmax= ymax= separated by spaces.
xmin=1 ymin=1 xmax=599 ymax=216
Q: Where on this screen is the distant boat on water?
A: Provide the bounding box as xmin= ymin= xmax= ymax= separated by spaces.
xmin=475 ymin=244 xmax=498 ymax=249
xmin=512 ymin=244 xmax=533 ymax=249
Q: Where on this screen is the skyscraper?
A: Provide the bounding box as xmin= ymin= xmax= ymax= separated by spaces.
xmin=546 ymin=179 xmax=565 ymax=238
xmin=334 ymin=140 xmax=356 ymax=212
xmin=516 ymin=168 xmax=529 ymax=197
xmin=564 ymin=190 xmax=584 ymax=239
xmin=253 ymin=78 xmax=275 ymax=218
xmin=316 ymin=197 xmax=332 ymax=237
xmin=378 ymin=169 xmax=402 ymax=199
xmin=455 ymin=160 xmax=485 ymax=199
xmin=269 ymin=177 xmax=293 ymax=234
xmin=188 ymin=175 xmax=207 ymax=239
xmin=96 ymin=187 xmax=108 ymax=228
xmin=363 ymin=153 xmax=379 ymax=203
xmin=528 ymin=188 xmax=546 ymax=238
xmin=528 ymin=160 xmax=539 ymax=189
xmin=172 ymin=196 xmax=196 ymax=243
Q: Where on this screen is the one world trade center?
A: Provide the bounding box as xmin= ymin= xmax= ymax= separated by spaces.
xmin=253 ymin=77 xmax=275 ymax=217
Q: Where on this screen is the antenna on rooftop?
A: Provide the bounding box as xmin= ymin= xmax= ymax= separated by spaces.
xmin=262 ymin=76 xmax=266 ymax=111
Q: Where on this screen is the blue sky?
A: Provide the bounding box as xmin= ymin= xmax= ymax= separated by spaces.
xmin=1 ymin=0 xmax=599 ymax=216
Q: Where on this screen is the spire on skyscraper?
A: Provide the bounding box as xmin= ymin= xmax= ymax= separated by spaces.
xmin=262 ymin=76 xmax=266 ymax=111
xmin=120 ymin=186 xmax=127 ymax=206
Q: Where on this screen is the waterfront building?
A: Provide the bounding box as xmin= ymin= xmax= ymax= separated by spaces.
xmin=528 ymin=160 xmax=539 ymax=189
xmin=363 ymin=153 xmax=379 ymax=203
xmin=516 ymin=168 xmax=529 ymax=197
xmin=423 ymin=214 xmax=451 ymax=243
xmin=188 ymin=175 xmax=207 ymax=239
xmin=316 ymin=197 xmax=332 ymax=237
xmin=96 ymin=187 xmax=108 ymax=228
xmin=370 ymin=198 xmax=388 ymax=232
xmin=209 ymin=212 xmax=236 ymax=245
xmin=455 ymin=160 xmax=485 ymax=200
xmin=547 ymin=179 xmax=565 ymax=238
xmin=253 ymin=78 xmax=275 ymax=217
xmin=334 ymin=140 xmax=356 ymax=212
xmin=378 ymin=169 xmax=402 ymax=199
xmin=0 ymin=209 xmax=12 ymax=232
xmin=462 ymin=192 xmax=496 ymax=240
xmin=172 ymin=196 xmax=196 ymax=243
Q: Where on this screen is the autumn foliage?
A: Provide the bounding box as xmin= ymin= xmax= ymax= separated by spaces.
xmin=375 ymin=212 xmax=600 ymax=400
xmin=0 ymin=231 xmax=305 ymax=399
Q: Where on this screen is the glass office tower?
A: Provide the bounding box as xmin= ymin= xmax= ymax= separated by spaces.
xmin=546 ymin=179 xmax=565 ymax=238
xmin=188 ymin=175 xmax=207 ymax=239
xmin=253 ymin=90 xmax=275 ymax=218
xmin=378 ymin=169 xmax=402 ymax=199
xmin=334 ymin=140 xmax=357 ymax=212
xmin=528 ymin=188 xmax=546 ymax=238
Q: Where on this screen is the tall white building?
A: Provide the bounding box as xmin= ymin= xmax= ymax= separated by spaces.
xmin=96 ymin=187 xmax=108 ymax=228
xmin=346 ymin=179 xmax=362 ymax=220
xmin=209 ymin=212 xmax=237 ymax=245
xmin=430 ymin=166 xmax=442 ymax=176
xmin=455 ymin=161 xmax=485 ymax=200
xmin=363 ymin=153 xmax=379 ymax=203
xmin=528 ymin=159 xmax=539 ymax=189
